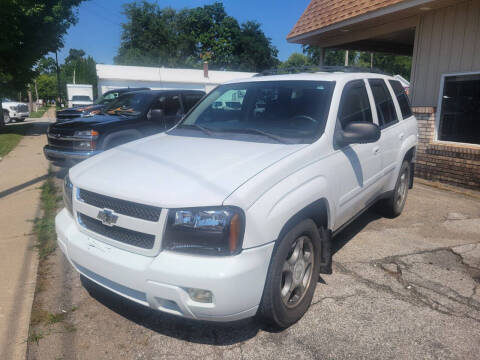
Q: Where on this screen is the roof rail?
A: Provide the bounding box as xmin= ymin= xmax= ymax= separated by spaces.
xmin=254 ymin=66 xmax=391 ymax=77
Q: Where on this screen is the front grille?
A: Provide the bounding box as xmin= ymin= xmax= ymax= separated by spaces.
xmin=17 ymin=104 xmax=28 ymax=112
xmin=48 ymin=137 xmax=75 ymax=149
xmin=79 ymin=189 xmax=161 ymax=222
xmin=78 ymin=213 xmax=155 ymax=249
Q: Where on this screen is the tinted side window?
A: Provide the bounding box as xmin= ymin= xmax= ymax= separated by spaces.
xmin=389 ymin=80 xmax=412 ymax=118
xmin=369 ymin=79 xmax=398 ymax=127
xmin=164 ymin=95 xmax=181 ymax=116
xmin=339 ymin=80 xmax=373 ymax=128
xmin=153 ymin=95 xmax=181 ymax=116
xmin=183 ymin=93 xmax=204 ymax=112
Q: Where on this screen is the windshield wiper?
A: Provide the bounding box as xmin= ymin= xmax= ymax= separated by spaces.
xmin=236 ymin=128 xmax=289 ymax=144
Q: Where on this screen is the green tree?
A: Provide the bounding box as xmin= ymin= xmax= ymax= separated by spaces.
xmin=0 ymin=0 xmax=85 ymax=97
xmin=114 ymin=1 xmax=278 ymax=72
xmin=280 ymin=53 xmax=312 ymax=69
xmin=36 ymin=57 xmax=57 ymax=75
xmin=36 ymin=74 xmax=57 ymax=100
xmin=60 ymin=49 xmax=98 ymax=98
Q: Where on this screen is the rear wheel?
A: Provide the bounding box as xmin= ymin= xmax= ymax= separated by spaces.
xmin=259 ymin=219 xmax=321 ymax=328
xmin=376 ymin=161 xmax=410 ymax=218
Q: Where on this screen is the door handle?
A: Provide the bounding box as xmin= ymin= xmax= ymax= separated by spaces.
xmin=372 ymin=146 xmax=380 ymax=155
xmin=399 ymin=133 xmax=404 ymax=141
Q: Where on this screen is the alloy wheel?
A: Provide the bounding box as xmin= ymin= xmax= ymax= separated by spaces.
xmin=280 ymin=236 xmax=315 ymax=308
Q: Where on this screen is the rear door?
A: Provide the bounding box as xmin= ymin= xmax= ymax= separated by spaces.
xmin=368 ymin=79 xmax=401 ymax=184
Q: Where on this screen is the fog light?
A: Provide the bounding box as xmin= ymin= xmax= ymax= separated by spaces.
xmin=186 ymin=288 xmax=213 ymax=303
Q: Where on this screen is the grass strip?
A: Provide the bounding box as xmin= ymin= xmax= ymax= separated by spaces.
xmin=0 ymin=123 xmax=32 ymax=157
xmin=33 ymin=169 xmax=59 ymax=259
xmin=29 ymin=106 xmax=49 ymax=118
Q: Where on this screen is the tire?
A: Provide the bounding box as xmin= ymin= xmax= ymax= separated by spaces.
xmin=259 ymin=219 xmax=321 ymax=329
xmin=376 ymin=161 xmax=411 ymax=218
xmin=3 ymin=111 xmax=10 ymax=125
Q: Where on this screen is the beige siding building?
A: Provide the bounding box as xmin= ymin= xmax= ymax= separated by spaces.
xmin=288 ymin=0 xmax=480 ymax=189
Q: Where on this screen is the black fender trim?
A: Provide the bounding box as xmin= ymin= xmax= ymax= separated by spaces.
xmin=318 ymin=227 xmax=332 ymax=274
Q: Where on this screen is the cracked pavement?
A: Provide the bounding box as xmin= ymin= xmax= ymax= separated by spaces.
xmin=27 ymin=181 xmax=480 ymax=359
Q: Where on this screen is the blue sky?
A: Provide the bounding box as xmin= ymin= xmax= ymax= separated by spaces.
xmin=57 ymin=0 xmax=310 ymax=65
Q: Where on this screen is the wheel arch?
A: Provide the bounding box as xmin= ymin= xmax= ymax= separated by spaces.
xmin=277 ymin=198 xmax=331 ymax=241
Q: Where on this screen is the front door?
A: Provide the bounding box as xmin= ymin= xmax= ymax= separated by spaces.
xmin=333 ymin=80 xmax=383 ymax=227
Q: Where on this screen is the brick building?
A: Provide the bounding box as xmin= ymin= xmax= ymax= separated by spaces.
xmin=288 ymin=0 xmax=480 ymax=190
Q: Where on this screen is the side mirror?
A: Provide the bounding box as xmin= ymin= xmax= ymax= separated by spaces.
xmin=148 ymin=109 xmax=164 ymax=121
xmin=337 ymin=121 xmax=380 ymax=147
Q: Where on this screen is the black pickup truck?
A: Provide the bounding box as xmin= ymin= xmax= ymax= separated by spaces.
xmin=44 ymin=89 xmax=205 ymax=167
xmin=56 ymin=87 xmax=150 ymax=122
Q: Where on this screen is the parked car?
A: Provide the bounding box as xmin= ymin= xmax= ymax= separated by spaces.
xmin=56 ymin=72 xmax=417 ymax=328
xmin=1 ymin=98 xmax=29 ymax=123
xmin=44 ymin=89 xmax=205 ymax=166
xmin=56 ymin=87 xmax=150 ymax=122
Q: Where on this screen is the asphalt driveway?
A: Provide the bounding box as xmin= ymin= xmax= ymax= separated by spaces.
xmin=27 ymin=179 xmax=480 ymax=360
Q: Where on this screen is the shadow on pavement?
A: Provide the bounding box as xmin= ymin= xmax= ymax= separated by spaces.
xmin=0 ymin=174 xmax=48 ymax=199
xmin=332 ymin=209 xmax=382 ymax=255
xmin=80 ymin=275 xmax=264 ymax=346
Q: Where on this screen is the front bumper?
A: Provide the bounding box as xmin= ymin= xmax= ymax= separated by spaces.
xmin=55 ymin=208 xmax=274 ymax=322
xmin=12 ymin=111 xmax=29 ymax=119
xmin=43 ymin=145 xmax=100 ymax=165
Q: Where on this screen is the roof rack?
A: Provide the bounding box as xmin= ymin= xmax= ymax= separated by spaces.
xmin=254 ymin=66 xmax=391 ymax=77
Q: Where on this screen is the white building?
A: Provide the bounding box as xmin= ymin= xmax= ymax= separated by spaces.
xmin=96 ymin=64 xmax=256 ymax=95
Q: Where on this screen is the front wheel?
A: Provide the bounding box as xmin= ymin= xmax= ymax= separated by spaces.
xmin=259 ymin=219 xmax=321 ymax=328
xmin=3 ymin=111 xmax=10 ymax=125
xmin=376 ymin=161 xmax=411 ymax=218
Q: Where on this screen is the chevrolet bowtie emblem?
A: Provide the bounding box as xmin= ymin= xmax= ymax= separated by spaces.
xmin=97 ymin=209 xmax=118 ymax=226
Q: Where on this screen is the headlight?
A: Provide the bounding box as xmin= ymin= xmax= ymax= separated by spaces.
xmin=73 ymin=130 xmax=99 ymax=150
xmin=74 ymin=130 xmax=99 ymax=138
xmin=163 ymin=207 xmax=245 ymax=256
xmin=63 ymin=174 xmax=73 ymax=215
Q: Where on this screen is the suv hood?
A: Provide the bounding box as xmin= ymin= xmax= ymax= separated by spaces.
xmin=70 ymin=133 xmax=307 ymax=208
xmin=49 ymin=114 xmax=126 ymax=133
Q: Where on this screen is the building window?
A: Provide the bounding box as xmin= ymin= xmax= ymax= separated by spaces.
xmin=437 ymin=73 xmax=480 ymax=145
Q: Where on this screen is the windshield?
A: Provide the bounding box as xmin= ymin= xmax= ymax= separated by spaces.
xmin=104 ymin=93 xmax=151 ymax=116
xmin=176 ymin=80 xmax=334 ymax=143
xmin=94 ymin=91 xmax=119 ymax=105
xmin=72 ymin=95 xmax=91 ymax=102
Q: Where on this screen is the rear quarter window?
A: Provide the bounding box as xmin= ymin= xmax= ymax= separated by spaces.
xmin=389 ymin=80 xmax=413 ymax=119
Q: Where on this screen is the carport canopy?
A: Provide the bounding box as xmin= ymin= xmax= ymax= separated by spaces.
xmin=287 ymin=0 xmax=459 ymax=57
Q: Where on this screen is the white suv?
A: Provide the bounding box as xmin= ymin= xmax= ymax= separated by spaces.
xmin=56 ymin=72 xmax=417 ymax=328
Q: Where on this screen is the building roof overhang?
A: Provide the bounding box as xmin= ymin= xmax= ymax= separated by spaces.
xmin=287 ymin=0 xmax=458 ymax=55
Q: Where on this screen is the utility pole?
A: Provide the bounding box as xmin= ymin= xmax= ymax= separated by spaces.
xmin=27 ymin=85 xmax=33 ymax=113
xmin=34 ymin=79 xmax=39 ymax=104
xmin=344 ymin=50 xmax=349 ymax=66
xmin=370 ymin=53 xmax=374 ymax=68
xmin=55 ymin=51 xmax=61 ymax=105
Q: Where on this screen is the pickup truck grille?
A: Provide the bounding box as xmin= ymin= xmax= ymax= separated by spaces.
xmin=78 ymin=213 xmax=155 ymax=249
xmin=47 ymin=136 xmax=75 ymax=149
xmin=79 ymin=189 xmax=161 ymax=222
xmin=17 ymin=104 xmax=28 ymax=112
